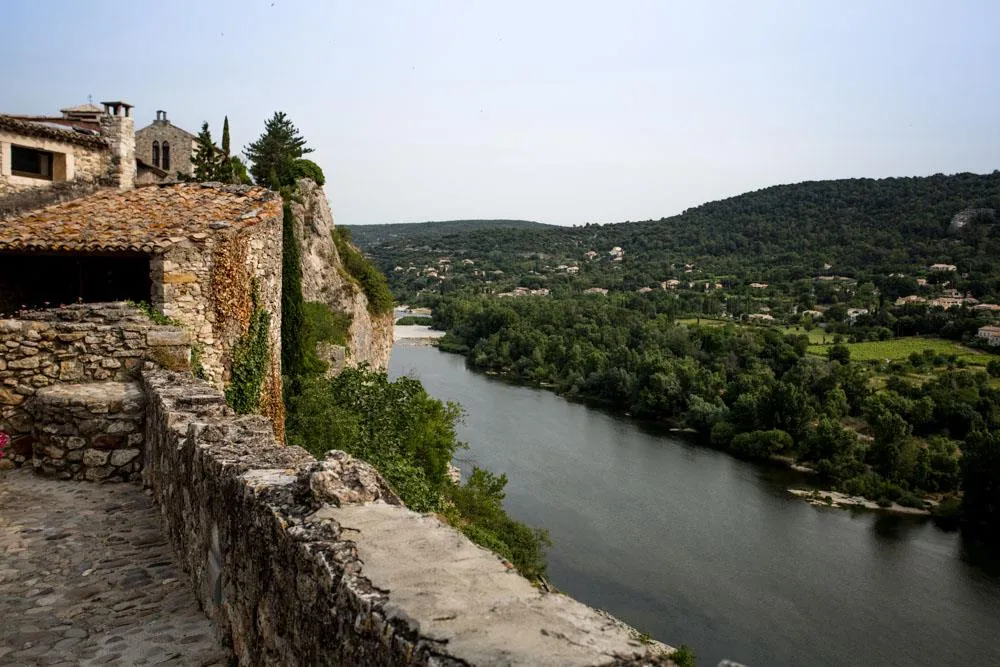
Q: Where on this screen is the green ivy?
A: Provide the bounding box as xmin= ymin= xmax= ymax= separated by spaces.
xmin=128 ymin=300 xmax=182 ymax=327
xmin=190 ymin=344 xmax=206 ymax=380
xmin=225 ymin=286 xmax=271 ymax=414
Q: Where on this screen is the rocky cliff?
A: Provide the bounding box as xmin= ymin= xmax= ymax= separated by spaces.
xmin=289 ymin=178 xmax=393 ymax=372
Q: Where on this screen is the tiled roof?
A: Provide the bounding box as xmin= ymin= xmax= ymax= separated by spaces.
xmin=61 ymin=103 xmax=103 ymax=113
xmin=0 ymin=183 xmax=280 ymax=253
xmin=0 ymin=115 xmax=108 ymax=149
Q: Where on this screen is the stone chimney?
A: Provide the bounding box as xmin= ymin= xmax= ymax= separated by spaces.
xmin=99 ymin=101 xmax=136 ymax=190
xmin=154 ymin=110 xmax=169 ymax=125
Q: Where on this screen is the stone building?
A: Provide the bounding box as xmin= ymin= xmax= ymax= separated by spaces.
xmin=0 ymin=100 xmax=135 ymax=198
xmin=135 ymin=110 xmax=198 ymax=180
xmin=0 ymin=182 xmax=285 ymax=434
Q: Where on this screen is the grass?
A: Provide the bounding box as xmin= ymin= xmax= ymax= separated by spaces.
xmin=808 ymin=336 xmax=987 ymax=365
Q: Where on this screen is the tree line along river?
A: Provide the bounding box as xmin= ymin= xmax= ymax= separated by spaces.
xmin=390 ymin=342 xmax=1000 ymax=667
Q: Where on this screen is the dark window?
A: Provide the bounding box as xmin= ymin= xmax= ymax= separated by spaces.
xmin=11 ymin=145 xmax=53 ymax=180
xmin=162 ymin=141 xmax=170 ymax=171
xmin=0 ymin=251 xmax=152 ymax=315
xmin=152 ymin=141 xmax=160 ymax=168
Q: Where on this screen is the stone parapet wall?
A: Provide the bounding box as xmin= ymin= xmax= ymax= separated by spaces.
xmin=27 ymin=381 xmax=145 ymax=482
xmin=143 ymin=367 xmax=672 ymax=666
xmin=0 ymin=303 xmax=189 ymax=463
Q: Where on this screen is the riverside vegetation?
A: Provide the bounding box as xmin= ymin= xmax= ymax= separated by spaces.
xmin=348 ymin=171 xmax=1000 ymax=539
xmin=234 ymin=112 xmax=550 ymax=579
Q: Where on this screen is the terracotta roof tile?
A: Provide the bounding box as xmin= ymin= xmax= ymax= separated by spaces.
xmin=0 ymin=115 xmax=108 ymax=149
xmin=0 ymin=183 xmax=280 ymax=253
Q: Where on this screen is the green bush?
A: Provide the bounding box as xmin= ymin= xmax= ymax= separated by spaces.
xmin=395 ymin=315 xmax=433 ymax=325
xmin=301 ymin=301 xmax=351 ymax=374
xmin=729 ymin=429 xmax=792 ymax=460
xmin=670 ymin=645 xmax=697 ymax=667
xmin=284 ymin=364 xmax=550 ymax=579
xmin=332 ymin=227 xmax=394 ymax=316
xmin=292 ymin=158 xmax=326 ymax=186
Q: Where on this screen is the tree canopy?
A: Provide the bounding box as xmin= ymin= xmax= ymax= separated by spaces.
xmin=244 ymin=111 xmax=314 ymax=189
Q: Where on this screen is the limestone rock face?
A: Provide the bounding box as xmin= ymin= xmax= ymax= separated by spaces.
xmin=304 ymin=450 xmax=402 ymax=507
xmin=290 ymin=178 xmax=393 ymax=372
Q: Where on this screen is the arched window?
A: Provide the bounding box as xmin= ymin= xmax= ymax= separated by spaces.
xmin=152 ymin=141 xmax=160 ymax=168
xmin=162 ymin=142 xmax=170 ymax=171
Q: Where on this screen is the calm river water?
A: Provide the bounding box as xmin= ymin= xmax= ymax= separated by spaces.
xmin=389 ymin=343 xmax=1000 ymax=667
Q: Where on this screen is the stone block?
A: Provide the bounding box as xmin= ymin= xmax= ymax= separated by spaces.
xmin=8 ymin=356 xmax=40 ymax=370
xmin=0 ymin=387 xmax=24 ymax=405
xmin=146 ymin=328 xmax=191 ymax=347
xmin=110 ymin=448 xmax=140 ymax=467
xmin=82 ymin=449 xmax=109 ymax=467
xmin=163 ymin=272 xmax=198 ymax=284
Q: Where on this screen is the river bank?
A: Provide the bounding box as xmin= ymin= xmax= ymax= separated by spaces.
xmin=439 ymin=344 xmax=946 ymax=519
xmin=390 ymin=343 xmax=1000 ymax=667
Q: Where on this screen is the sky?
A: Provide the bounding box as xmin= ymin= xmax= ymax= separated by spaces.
xmin=3 ymin=1 xmax=998 ymax=226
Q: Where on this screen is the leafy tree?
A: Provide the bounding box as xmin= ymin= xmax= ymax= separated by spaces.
xmin=961 ymin=430 xmax=1000 ymax=533
xmin=244 ymin=111 xmax=314 ymax=189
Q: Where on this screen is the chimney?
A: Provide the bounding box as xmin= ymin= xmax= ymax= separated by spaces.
xmin=155 ymin=110 xmax=168 ymax=124
xmin=99 ymin=101 xmax=136 ymax=190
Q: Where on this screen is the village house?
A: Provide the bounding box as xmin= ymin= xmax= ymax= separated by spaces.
xmin=1 ymin=101 xmax=136 ymax=203
xmin=976 ymin=325 xmax=1000 ymax=346
xmin=929 ymin=263 xmax=957 ymax=272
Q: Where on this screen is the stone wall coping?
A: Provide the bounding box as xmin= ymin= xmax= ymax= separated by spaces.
xmin=142 ymin=367 xmax=673 ymax=666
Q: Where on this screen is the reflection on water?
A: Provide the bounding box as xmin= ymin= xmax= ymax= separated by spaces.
xmin=390 ymin=345 xmax=1000 ymax=667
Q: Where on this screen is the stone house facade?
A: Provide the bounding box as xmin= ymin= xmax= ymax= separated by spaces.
xmin=135 ymin=111 xmax=198 ymax=179
xmin=0 ymin=182 xmax=285 ymax=435
xmin=0 ymin=101 xmax=135 ymax=197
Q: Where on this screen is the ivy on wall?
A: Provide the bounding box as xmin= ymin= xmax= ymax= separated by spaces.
xmin=225 ymin=284 xmax=271 ymax=415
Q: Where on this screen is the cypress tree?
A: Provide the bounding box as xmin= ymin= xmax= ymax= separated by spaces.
xmin=221 ymin=116 xmax=231 ymax=156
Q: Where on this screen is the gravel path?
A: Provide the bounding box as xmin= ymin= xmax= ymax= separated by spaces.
xmin=0 ymin=468 xmax=230 ymax=666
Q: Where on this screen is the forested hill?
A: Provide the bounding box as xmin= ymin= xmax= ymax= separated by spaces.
xmin=345 ymin=219 xmax=553 ymax=246
xmin=351 ymin=171 xmax=1000 ymax=293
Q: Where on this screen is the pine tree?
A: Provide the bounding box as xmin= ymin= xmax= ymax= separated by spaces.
xmin=243 ymin=111 xmax=313 ymax=189
xmin=191 ymin=122 xmax=222 ymax=182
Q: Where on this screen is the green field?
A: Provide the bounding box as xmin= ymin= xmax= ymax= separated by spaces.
xmin=808 ymin=337 xmax=987 ymax=365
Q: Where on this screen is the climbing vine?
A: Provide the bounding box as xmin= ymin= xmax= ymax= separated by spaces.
xmin=225 ymin=284 xmax=271 ymax=415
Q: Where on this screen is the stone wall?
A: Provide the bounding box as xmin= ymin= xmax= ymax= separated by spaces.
xmin=27 ymin=382 xmax=146 ymax=482
xmin=135 ymin=121 xmax=196 ymax=177
xmin=0 ymin=179 xmax=104 ymax=219
xmin=142 ymin=367 xmax=673 ymax=666
xmin=148 ymin=197 xmax=284 ymax=436
xmin=0 ymin=303 xmax=190 ymax=465
xmin=290 ymin=178 xmax=393 ymax=372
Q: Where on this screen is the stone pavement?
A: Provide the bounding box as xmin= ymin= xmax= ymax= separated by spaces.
xmin=0 ymin=468 xmax=230 ymax=666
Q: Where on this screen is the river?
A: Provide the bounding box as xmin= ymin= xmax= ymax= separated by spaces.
xmin=389 ymin=343 xmax=1000 ymax=667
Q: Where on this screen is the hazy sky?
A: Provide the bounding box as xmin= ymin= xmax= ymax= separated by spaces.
xmin=4 ymin=1 xmax=998 ymax=225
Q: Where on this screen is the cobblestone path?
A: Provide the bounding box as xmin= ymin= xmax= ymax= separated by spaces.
xmin=0 ymin=468 xmax=230 ymax=666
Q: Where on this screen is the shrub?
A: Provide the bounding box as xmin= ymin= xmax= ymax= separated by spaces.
xmin=670 ymin=645 xmax=697 ymax=667
xmin=332 ymin=227 xmax=394 ymax=315
xmin=729 ymin=429 xmax=793 ymax=460
xmin=292 ymin=158 xmax=326 ymax=186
